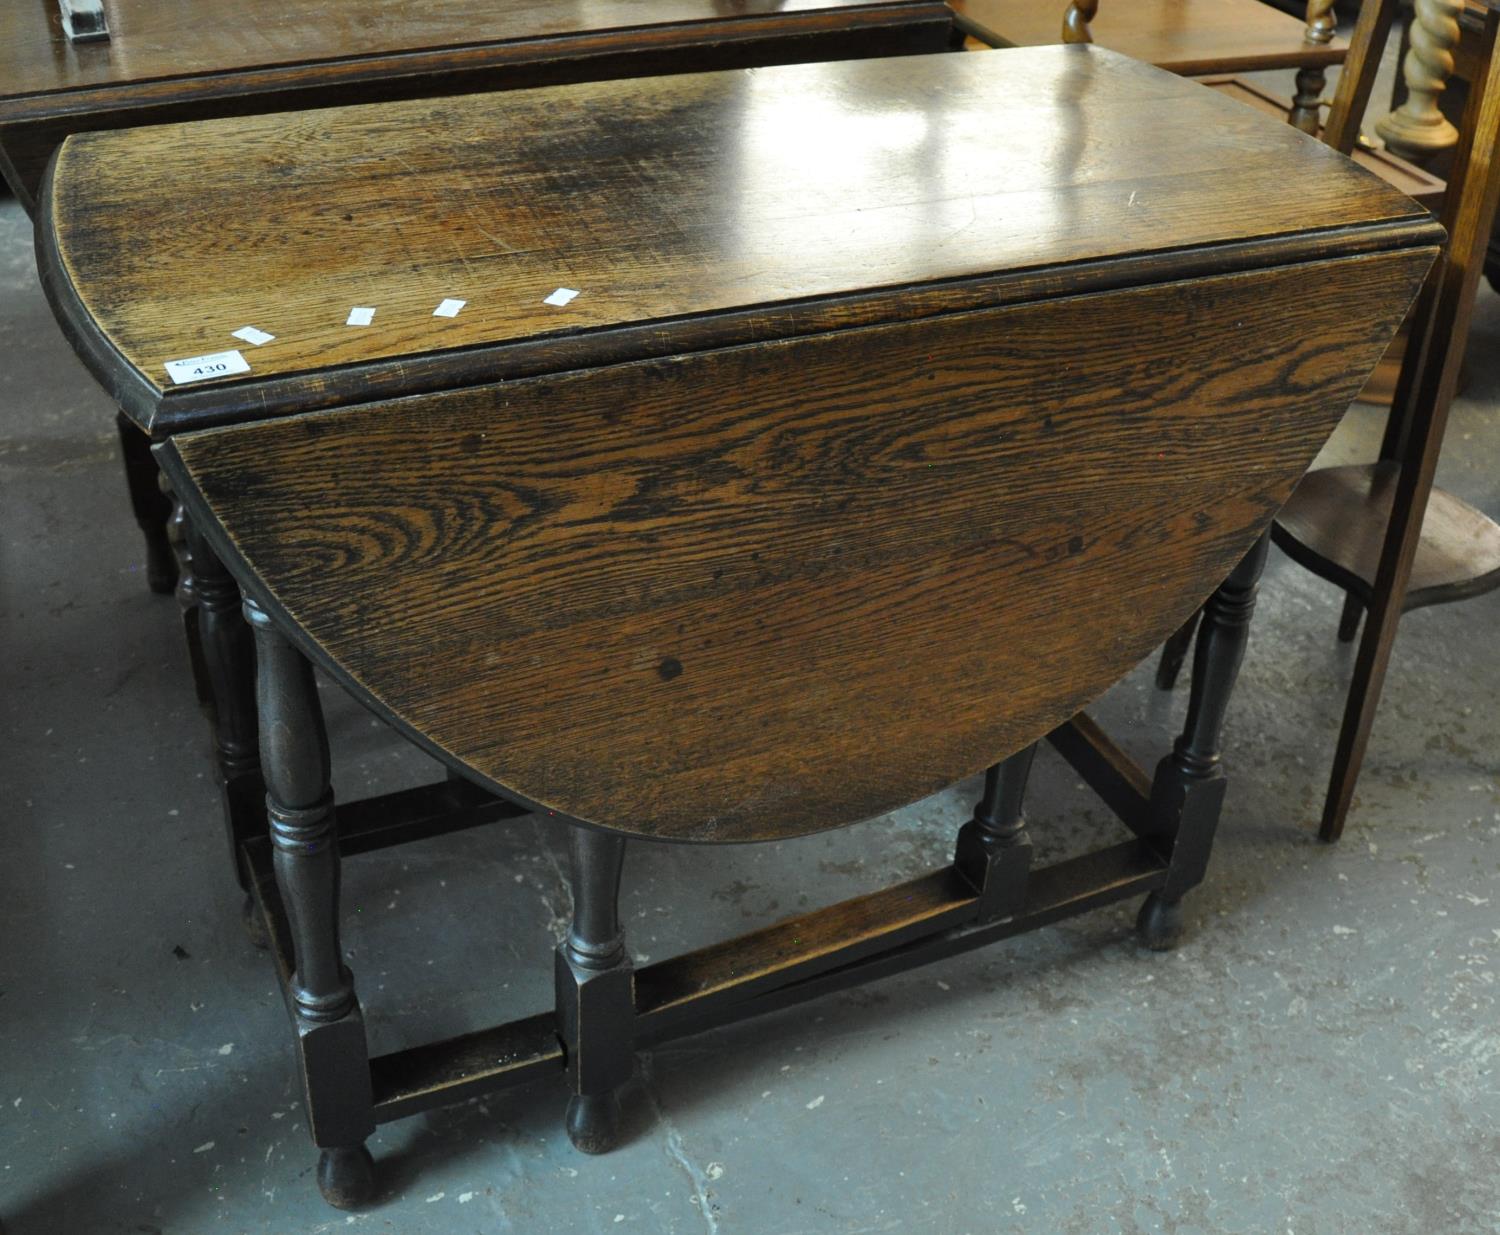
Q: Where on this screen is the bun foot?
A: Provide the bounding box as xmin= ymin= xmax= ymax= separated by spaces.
xmin=566 ymin=1092 xmax=622 ymax=1155
xmin=241 ymin=893 xmax=270 ymax=950
xmin=1136 ymin=892 xmax=1185 ymax=952
xmin=317 ymin=1144 xmax=376 ymax=1210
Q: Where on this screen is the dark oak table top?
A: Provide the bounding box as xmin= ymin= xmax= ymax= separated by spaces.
xmin=0 ymin=0 xmax=952 ymax=209
xmin=43 ymin=49 xmax=1440 ymax=842
xmin=47 ymin=48 xmax=1429 ymax=434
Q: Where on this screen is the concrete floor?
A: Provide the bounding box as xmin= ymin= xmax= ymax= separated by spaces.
xmin=5 ymin=73 xmax=1500 ymax=1235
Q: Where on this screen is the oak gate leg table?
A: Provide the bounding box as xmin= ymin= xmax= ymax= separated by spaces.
xmin=40 ymin=47 xmax=1437 ymax=1208
xmin=0 ymin=0 xmax=959 ymax=925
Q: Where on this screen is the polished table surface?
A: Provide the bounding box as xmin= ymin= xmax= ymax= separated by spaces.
xmin=44 ymin=48 xmax=1440 ymax=842
xmin=0 ymin=0 xmax=951 ymax=208
xmin=53 ymin=49 xmax=1426 ymax=431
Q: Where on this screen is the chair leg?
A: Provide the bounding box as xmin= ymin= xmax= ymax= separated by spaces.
xmin=1320 ymin=552 xmax=1420 ymax=843
xmin=1336 ymin=592 xmax=1364 ymax=643
xmin=246 ymin=598 xmax=376 ymax=1208
xmin=1154 ymin=609 xmax=1201 ymax=691
xmin=115 ymin=411 xmax=176 ymax=594
xmin=954 ymin=744 xmax=1035 ymax=922
xmin=1139 ymin=533 xmax=1270 ymax=950
xmin=183 ymin=516 xmax=265 ymax=907
xmin=556 ymin=825 xmax=634 ymax=1154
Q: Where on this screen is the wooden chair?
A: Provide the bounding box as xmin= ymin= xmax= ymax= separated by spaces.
xmin=951 ymin=0 xmax=1346 ymax=131
xmin=1274 ymin=3 xmax=1500 ymax=841
xmin=1162 ymin=1 xmax=1500 ymax=843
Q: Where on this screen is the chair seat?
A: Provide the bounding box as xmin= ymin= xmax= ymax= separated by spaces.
xmin=951 ymin=0 xmax=1345 ymax=74
xmin=1272 ymin=463 xmax=1500 ymax=609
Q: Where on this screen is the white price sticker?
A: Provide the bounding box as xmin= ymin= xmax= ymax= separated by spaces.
xmin=347 ymin=306 xmax=376 ymax=326
xmin=543 ymin=287 xmax=580 ymax=307
xmin=433 ymin=298 xmax=466 ymax=318
xmin=231 ymin=326 xmax=275 ymax=347
xmin=164 ymin=349 xmax=251 ymax=385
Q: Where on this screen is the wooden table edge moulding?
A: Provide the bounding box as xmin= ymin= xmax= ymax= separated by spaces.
xmin=40 ymin=47 xmax=1440 ymax=1208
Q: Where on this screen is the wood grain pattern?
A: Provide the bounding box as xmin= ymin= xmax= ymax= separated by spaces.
xmin=163 ymin=249 xmax=1433 ymax=843
xmin=46 ymin=48 xmax=1433 ymax=430
xmin=953 ymin=0 xmax=1345 ymax=74
xmin=0 ymin=1 xmax=952 ymax=209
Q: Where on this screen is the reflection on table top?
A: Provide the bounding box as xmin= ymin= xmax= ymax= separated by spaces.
xmin=46 ymin=47 xmax=1427 ymax=430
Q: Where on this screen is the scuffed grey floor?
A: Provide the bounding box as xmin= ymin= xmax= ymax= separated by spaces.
xmin=4 ymin=103 xmax=1500 ymax=1235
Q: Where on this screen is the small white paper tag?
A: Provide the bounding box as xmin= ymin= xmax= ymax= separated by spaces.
xmin=543 ymin=287 xmax=580 ymax=307
xmin=231 ymin=326 xmax=275 ymax=347
xmin=433 ymin=298 xmax=466 ymax=318
xmin=346 ymin=306 xmax=376 ymax=326
xmin=164 ymin=349 xmax=251 ymax=386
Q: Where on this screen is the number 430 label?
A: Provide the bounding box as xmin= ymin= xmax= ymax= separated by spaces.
xmin=164 ymin=349 xmax=251 ymax=385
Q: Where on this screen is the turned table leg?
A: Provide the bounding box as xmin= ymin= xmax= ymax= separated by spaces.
xmin=115 ymin=412 xmax=176 ymax=594
xmin=954 ymin=743 xmax=1036 ymax=922
xmin=184 ymin=517 xmax=266 ymax=934
xmin=246 ymin=598 xmax=376 ymax=1207
xmin=556 ymin=825 xmax=634 ymax=1154
xmin=1138 ymin=533 xmax=1270 ymax=950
